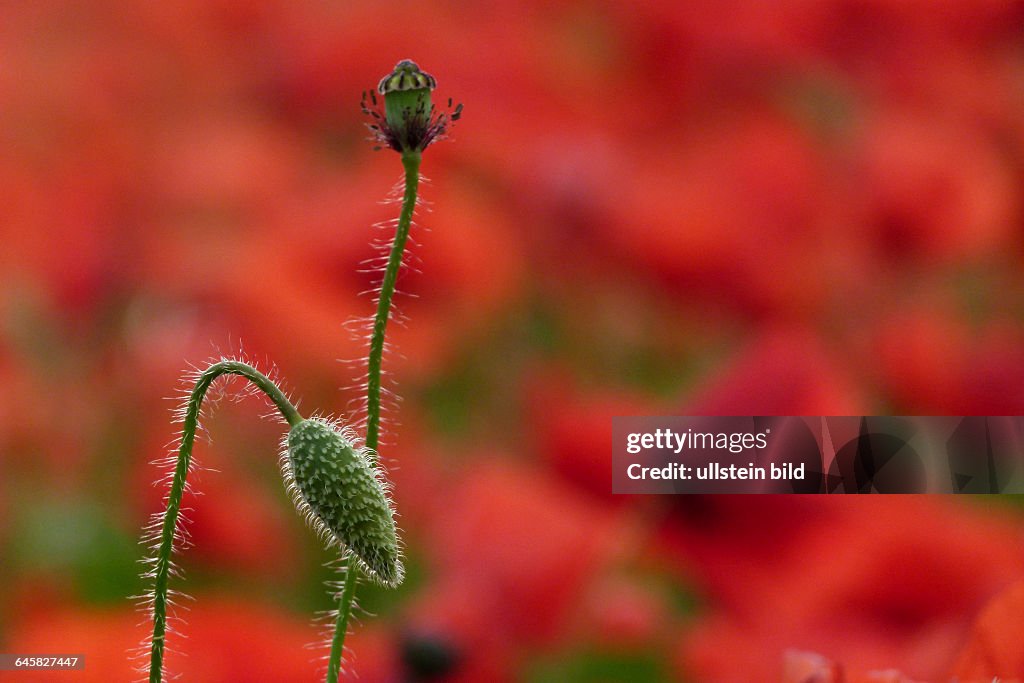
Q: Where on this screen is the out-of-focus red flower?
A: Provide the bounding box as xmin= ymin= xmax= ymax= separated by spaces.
xmin=600 ymin=110 xmax=859 ymax=319
xmin=402 ymin=578 xmax=518 ymax=683
xmin=0 ymin=342 xmax=102 ymax=479
xmin=956 ymin=323 xmax=1024 ymax=416
xmin=146 ymin=113 xmax=303 ymax=219
xmin=385 ymin=178 xmax=527 ymax=379
xmin=871 ymin=305 xmax=971 ymax=415
xmin=374 ymin=419 xmax=449 ymax=540
xmin=527 ymin=369 xmax=659 ymax=503
xmin=675 ymin=498 xmax=1024 ymax=681
xmin=577 ymin=576 xmax=672 ymax=653
xmin=173 ymin=467 xmax=302 ymax=578
xmin=0 ymin=608 xmax=139 ymax=682
xmin=132 ymin=424 xmax=302 ymax=579
xmin=205 ymin=168 xmax=525 ymax=381
xmin=160 ymin=599 xmax=325 ymax=682
xmin=4 ymin=599 xmax=323 ymax=682
xmin=425 ymin=459 xmax=623 ymax=645
xmin=684 ymin=327 xmax=867 ymax=415
xmin=783 ymin=650 xmax=844 ymax=683
xmin=950 ymin=579 xmax=1024 ymax=681
xmin=855 ymin=109 xmax=1018 ymax=264
xmin=402 ymin=572 xmax=668 ymax=681
xmin=657 ymin=495 xmax=841 ymax=613
xmin=682 ymin=611 xmax=959 ymax=683
xmin=335 ymin=624 xmax=401 ymax=683
xmin=782 ymin=649 xmax=924 ymax=683
xmin=872 ymin=306 xmax=1024 ymax=415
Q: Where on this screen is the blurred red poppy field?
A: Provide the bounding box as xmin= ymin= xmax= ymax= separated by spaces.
xmin=3 ymin=1 xmax=1024 ymax=681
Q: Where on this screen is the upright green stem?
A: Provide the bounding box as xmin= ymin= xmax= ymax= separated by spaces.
xmin=148 ymin=360 xmax=300 ymax=683
xmin=366 ymin=151 xmax=421 ymax=454
xmin=326 ymin=150 xmax=421 ymax=683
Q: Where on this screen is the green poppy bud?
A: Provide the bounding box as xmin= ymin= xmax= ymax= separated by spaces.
xmin=285 ymin=418 xmax=402 ymax=587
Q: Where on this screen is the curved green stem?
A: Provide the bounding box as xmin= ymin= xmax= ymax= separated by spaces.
xmin=148 ymin=360 xmax=301 ymax=683
xmin=326 ymin=150 xmax=421 ymax=683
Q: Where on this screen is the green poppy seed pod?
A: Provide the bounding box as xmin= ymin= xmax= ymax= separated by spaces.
xmin=378 ymin=59 xmax=436 ymax=139
xmin=285 ymin=418 xmax=403 ymax=587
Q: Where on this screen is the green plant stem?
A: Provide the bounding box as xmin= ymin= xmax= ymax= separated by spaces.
xmin=148 ymin=360 xmax=300 ymax=683
xmin=326 ymin=150 xmax=421 ymax=683
xmin=366 ymin=150 xmax=421 ymax=454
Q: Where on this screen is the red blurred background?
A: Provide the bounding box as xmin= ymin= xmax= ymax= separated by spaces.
xmin=3 ymin=1 xmax=1024 ymax=681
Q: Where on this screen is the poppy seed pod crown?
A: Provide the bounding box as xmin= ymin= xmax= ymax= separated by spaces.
xmin=363 ymin=59 xmax=462 ymax=153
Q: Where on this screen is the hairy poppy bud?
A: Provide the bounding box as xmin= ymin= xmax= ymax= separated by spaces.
xmin=285 ymin=418 xmax=402 ymax=587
